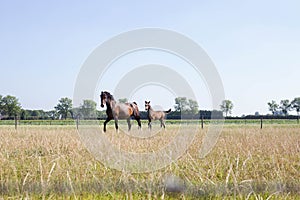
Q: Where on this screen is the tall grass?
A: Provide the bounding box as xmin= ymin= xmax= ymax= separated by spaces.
xmin=0 ymin=124 xmax=299 ymax=199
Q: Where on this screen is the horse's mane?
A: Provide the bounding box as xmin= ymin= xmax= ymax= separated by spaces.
xmin=102 ymin=91 xmax=115 ymax=101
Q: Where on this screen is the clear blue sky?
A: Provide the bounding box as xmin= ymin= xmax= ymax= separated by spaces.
xmin=1 ymin=1 xmax=299 ymax=116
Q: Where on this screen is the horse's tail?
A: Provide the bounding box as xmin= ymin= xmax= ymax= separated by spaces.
xmin=130 ymin=102 xmax=138 ymax=110
xmin=130 ymin=102 xmax=140 ymax=116
xmin=164 ymin=109 xmax=171 ymax=114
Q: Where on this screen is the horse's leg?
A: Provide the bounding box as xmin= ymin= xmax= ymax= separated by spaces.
xmin=161 ymin=119 xmax=166 ymax=129
xmin=148 ymin=119 xmax=152 ymax=130
xmin=103 ymin=117 xmax=112 ymax=132
xmin=127 ymin=118 xmax=131 ymax=131
xmin=137 ymin=118 xmax=142 ymax=130
xmin=114 ymin=117 xmax=119 ymax=132
xmin=134 ymin=115 xmax=142 ymax=130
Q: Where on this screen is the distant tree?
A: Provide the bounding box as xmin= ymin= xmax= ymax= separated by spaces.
xmin=118 ymin=98 xmax=128 ymax=103
xmin=96 ymin=110 xmax=107 ymax=119
xmin=211 ymin=110 xmax=224 ymax=119
xmin=20 ymin=109 xmax=29 ymax=120
xmin=31 ymin=110 xmax=41 ymax=119
xmin=0 ymin=95 xmax=22 ymax=118
xmin=188 ymin=99 xmax=199 ymax=115
xmin=38 ymin=110 xmax=48 ymax=119
xmin=199 ymin=110 xmax=223 ymax=119
xmin=174 ymin=97 xmax=189 ymax=112
xmin=55 ymin=97 xmax=73 ymax=119
xmin=267 ymin=100 xmax=279 ymax=115
xmin=79 ymin=99 xmax=97 ymax=119
xmin=220 ymin=100 xmax=233 ymax=117
xmin=174 ymin=97 xmax=199 ymax=118
xmin=291 ymin=97 xmax=300 ymax=117
xmin=46 ymin=110 xmax=58 ymax=120
xmin=0 ymin=95 xmax=3 ymax=118
xmin=279 ymin=99 xmax=291 ymax=116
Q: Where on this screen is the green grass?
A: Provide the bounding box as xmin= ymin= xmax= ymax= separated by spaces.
xmin=0 ymin=124 xmax=299 ymax=199
xmin=0 ymin=118 xmax=299 ymax=126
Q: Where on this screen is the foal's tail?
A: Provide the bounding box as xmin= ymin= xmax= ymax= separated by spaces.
xmin=164 ymin=109 xmax=171 ymax=114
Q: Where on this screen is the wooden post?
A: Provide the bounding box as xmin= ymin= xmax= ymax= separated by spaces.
xmin=297 ymin=116 xmax=299 ymax=124
xmin=14 ymin=115 xmax=18 ymax=130
xmin=76 ymin=115 xmax=79 ymax=130
xmin=260 ymin=117 xmax=263 ymax=129
xmin=201 ymin=115 xmax=204 ymax=129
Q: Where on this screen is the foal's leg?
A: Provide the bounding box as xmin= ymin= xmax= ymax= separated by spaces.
xmin=161 ymin=119 xmax=166 ymax=129
xmin=127 ymin=118 xmax=132 ymax=131
xmin=148 ymin=119 xmax=152 ymax=130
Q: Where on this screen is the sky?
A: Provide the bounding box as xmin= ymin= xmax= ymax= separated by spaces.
xmin=0 ymin=1 xmax=299 ymax=116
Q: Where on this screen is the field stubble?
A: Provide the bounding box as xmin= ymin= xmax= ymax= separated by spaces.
xmin=0 ymin=123 xmax=299 ymax=199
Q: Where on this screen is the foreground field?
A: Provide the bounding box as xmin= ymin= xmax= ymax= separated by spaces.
xmin=0 ymin=123 xmax=299 ymax=199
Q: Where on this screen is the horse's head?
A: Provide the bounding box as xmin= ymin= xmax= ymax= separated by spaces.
xmin=145 ymin=101 xmax=151 ymax=111
xmin=100 ymin=91 xmax=114 ymax=107
xmin=100 ymin=91 xmax=107 ymax=107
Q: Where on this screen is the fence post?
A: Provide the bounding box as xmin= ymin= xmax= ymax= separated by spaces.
xmin=297 ymin=116 xmax=299 ymax=124
xmin=260 ymin=117 xmax=263 ymax=129
xmin=201 ymin=115 xmax=204 ymax=129
xmin=76 ymin=115 xmax=79 ymax=130
xmin=14 ymin=115 xmax=18 ymax=130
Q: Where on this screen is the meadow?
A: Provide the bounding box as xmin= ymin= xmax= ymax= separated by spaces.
xmin=0 ymin=121 xmax=299 ymax=199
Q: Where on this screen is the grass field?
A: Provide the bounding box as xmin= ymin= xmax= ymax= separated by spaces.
xmin=0 ymin=122 xmax=299 ymax=199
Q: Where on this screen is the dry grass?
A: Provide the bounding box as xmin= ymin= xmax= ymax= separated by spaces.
xmin=0 ymin=124 xmax=299 ymax=199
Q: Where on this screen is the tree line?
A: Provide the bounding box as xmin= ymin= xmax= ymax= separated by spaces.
xmin=218 ymin=98 xmax=300 ymax=118
xmin=0 ymin=95 xmax=222 ymax=120
xmin=1 ymin=94 xmax=299 ymax=120
xmin=267 ymin=98 xmax=300 ymax=116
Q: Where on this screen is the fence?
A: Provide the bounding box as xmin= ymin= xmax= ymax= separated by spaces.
xmin=0 ymin=118 xmax=299 ymax=130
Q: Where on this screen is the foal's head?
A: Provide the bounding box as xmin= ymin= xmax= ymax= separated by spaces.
xmin=145 ymin=101 xmax=151 ymax=111
xmin=100 ymin=91 xmax=114 ymax=107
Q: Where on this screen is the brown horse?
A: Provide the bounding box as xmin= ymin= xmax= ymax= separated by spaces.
xmin=100 ymin=91 xmax=141 ymax=132
xmin=145 ymin=101 xmax=171 ymax=130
